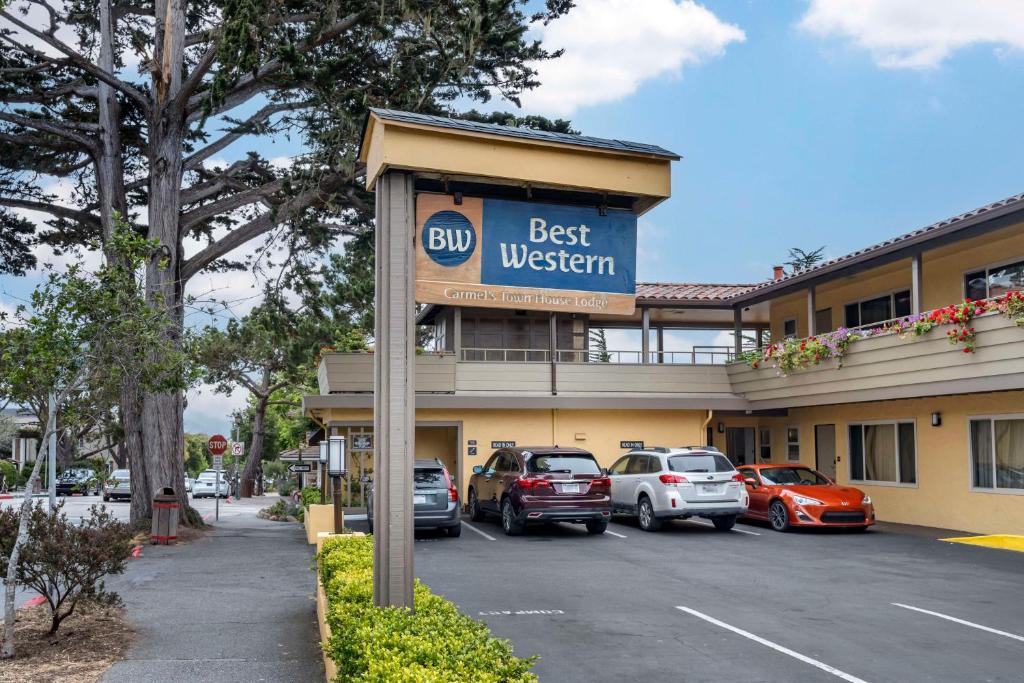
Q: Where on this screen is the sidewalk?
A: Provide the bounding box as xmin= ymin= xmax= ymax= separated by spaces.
xmin=101 ymin=499 xmax=323 ymax=682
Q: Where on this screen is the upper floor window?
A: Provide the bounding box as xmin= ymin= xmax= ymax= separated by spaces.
xmin=969 ymin=417 xmax=1024 ymax=492
xmin=783 ymin=318 xmax=797 ymax=339
xmin=844 ymin=290 xmax=911 ymax=329
xmin=848 ymin=421 xmax=916 ymax=485
xmin=759 ymin=428 xmax=772 ymax=460
xmin=965 ymin=259 xmax=1024 ymax=301
xmin=786 ymin=427 xmax=800 ymax=462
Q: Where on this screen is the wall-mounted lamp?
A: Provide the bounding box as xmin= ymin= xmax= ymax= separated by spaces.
xmin=931 ymin=412 xmax=942 ymax=427
xmin=328 ymin=435 xmax=346 ymax=476
xmin=319 ymin=440 xmax=329 ymax=464
xmin=717 ymin=422 xmax=725 ymax=434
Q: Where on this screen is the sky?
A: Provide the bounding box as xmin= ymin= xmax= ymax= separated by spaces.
xmin=3 ymin=0 xmax=1024 ymax=434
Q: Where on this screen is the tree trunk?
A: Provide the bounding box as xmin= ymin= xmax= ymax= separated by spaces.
xmin=123 ymin=382 xmax=151 ymax=525
xmin=241 ymin=394 xmax=268 ymax=498
xmin=2 ymin=415 xmax=53 ymax=659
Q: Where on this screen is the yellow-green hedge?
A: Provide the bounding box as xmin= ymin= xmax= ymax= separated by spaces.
xmin=319 ymin=536 xmax=538 ymax=682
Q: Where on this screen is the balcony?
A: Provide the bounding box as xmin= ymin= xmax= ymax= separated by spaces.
xmin=726 ymin=311 xmax=1024 ymax=408
xmin=316 ymin=346 xmax=742 ymax=407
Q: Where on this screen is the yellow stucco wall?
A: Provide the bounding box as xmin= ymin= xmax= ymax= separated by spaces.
xmin=717 ymin=391 xmax=1024 ymax=535
xmin=767 ymin=220 xmax=1024 ymax=340
xmin=322 ymin=407 xmax=707 ymax=498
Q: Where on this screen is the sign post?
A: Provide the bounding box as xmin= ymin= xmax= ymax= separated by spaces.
xmin=207 ymin=434 xmax=228 ymax=521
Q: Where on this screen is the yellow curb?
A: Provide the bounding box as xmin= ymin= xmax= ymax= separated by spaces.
xmin=941 ymin=534 xmax=1024 ymax=552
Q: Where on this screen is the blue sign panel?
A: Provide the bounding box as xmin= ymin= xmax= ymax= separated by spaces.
xmin=480 ymin=198 xmax=636 ymax=295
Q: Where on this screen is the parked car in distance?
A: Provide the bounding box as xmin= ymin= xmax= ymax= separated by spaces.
xmin=367 ymin=459 xmax=461 ymax=537
xmin=608 ymin=447 xmax=748 ymax=532
xmin=184 ymin=475 xmax=194 ymax=493
xmin=103 ymin=469 xmax=131 ymax=502
xmin=737 ymin=464 xmax=875 ymax=532
xmin=192 ymin=470 xmax=230 ymax=498
xmin=56 ymin=468 xmax=99 ymax=496
xmin=468 ymin=447 xmax=612 ymax=536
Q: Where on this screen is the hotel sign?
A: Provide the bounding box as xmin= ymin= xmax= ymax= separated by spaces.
xmin=415 ymin=194 xmax=637 ymax=315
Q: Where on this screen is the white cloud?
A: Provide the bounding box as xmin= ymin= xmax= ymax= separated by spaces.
xmin=185 ymin=382 xmax=249 ymax=435
xmin=521 ymin=0 xmax=744 ymax=115
xmin=799 ymin=0 xmax=1024 ymax=69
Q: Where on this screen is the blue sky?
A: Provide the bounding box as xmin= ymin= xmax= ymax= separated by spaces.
xmin=4 ymin=0 xmax=1024 ymax=433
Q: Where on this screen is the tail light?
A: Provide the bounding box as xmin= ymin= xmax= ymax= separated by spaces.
xmin=731 ymin=473 xmax=745 ymax=482
xmin=442 ymin=469 xmax=458 ymax=502
xmin=589 ymin=477 xmax=611 ymax=488
xmin=659 ymin=474 xmax=689 ymax=485
xmin=518 ymin=477 xmax=552 ymax=490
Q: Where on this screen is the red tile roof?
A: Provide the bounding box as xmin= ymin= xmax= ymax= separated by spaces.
xmin=636 ymin=283 xmax=758 ymax=302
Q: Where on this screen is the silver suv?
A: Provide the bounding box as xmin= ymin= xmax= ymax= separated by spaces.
xmin=608 ymin=447 xmax=748 ymax=532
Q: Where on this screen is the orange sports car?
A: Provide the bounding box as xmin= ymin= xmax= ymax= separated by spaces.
xmin=736 ymin=464 xmax=875 ymax=532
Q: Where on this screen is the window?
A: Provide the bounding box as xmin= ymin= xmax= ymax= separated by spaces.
xmin=970 ymin=417 xmax=1024 ymax=491
xmin=844 ymin=290 xmax=912 ymax=328
xmin=625 ymin=455 xmax=650 ymax=475
xmin=848 ymin=422 xmax=916 ymax=485
xmin=786 ymin=427 xmax=800 ymax=462
xmin=529 ymin=453 xmax=601 ymax=475
xmin=759 ymin=428 xmax=772 ymax=461
xmin=783 ymin=318 xmax=797 ymax=339
xmin=647 ymin=456 xmax=663 ymax=473
xmin=609 ymin=456 xmax=630 ymax=475
xmin=965 ymin=259 xmax=1024 ymax=300
xmin=668 ymin=454 xmax=734 ymax=473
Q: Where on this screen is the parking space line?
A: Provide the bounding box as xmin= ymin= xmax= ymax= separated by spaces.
xmin=675 ymin=606 xmax=871 ymax=683
xmin=604 ymin=529 xmax=627 ymax=539
xmin=685 ymin=519 xmax=761 ymax=536
xmin=891 ymin=603 xmax=1024 ymax=643
xmin=460 ymin=520 xmax=497 ymax=541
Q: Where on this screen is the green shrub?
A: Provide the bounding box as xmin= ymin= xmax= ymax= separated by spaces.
xmin=319 ymin=536 xmax=537 ymax=682
xmin=0 ymin=460 xmax=17 ymax=489
xmin=300 ymin=486 xmax=321 ymax=509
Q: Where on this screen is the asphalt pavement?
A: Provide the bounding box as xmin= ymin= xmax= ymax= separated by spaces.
xmin=343 ymin=515 xmax=1024 ymax=683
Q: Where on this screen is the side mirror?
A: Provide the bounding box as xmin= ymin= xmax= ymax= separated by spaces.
xmin=744 ymin=477 xmax=758 ymax=488
xmin=602 ymin=468 xmax=611 ymax=476
xmin=472 ymin=465 xmax=484 ymax=475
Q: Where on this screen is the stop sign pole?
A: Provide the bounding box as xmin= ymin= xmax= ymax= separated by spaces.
xmin=208 ymin=434 xmax=228 ymax=521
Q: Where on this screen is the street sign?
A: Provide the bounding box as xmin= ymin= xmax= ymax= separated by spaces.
xmin=207 ymin=434 xmax=228 ymax=455
xmin=211 ymin=455 xmax=223 ymax=470
xmin=289 ymin=463 xmax=312 ymax=473
xmin=620 ymin=440 xmax=644 ymax=449
xmin=352 ymin=434 xmax=373 ymax=451
xmin=231 ymin=441 xmax=244 ymax=457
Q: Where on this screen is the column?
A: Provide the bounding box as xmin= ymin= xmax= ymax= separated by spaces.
xmin=452 ymin=306 xmax=462 ymax=358
xmin=911 ymin=253 xmax=923 ymax=314
xmin=372 ymin=171 xmax=416 ymax=609
xmin=641 ymin=307 xmax=651 ymax=363
xmin=733 ymin=308 xmax=743 ymax=357
xmin=807 ymin=285 xmax=817 ymax=337
xmin=657 ymin=326 xmax=665 ymax=364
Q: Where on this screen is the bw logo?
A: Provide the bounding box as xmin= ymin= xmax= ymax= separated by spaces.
xmin=422 ymin=210 xmax=476 ymax=267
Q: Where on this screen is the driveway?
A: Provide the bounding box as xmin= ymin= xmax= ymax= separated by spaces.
xmin=348 ymin=515 xmax=1024 ymax=683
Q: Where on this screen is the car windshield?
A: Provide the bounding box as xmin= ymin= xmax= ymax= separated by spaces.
xmin=197 ymin=472 xmax=221 ymax=482
xmin=111 ymin=470 xmax=129 ymax=480
xmin=668 ymin=454 xmax=734 ymax=473
xmin=759 ymin=467 xmax=830 ymax=486
xmin=414 ymin=469 xmax=445 ymax=489
xmin=527 ymin=454 xmax=601 ymax=475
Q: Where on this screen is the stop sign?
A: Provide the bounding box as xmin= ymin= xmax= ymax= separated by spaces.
xmin=207 ymin=434 xmax=228 ymax=455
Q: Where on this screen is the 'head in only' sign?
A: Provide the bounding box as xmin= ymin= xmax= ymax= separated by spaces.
xmin=207 ymin=435 xmax=228 ymax=455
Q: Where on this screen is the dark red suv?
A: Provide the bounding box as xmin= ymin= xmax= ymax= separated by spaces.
xmin=467 ymin=447 xmax=612 ymax=535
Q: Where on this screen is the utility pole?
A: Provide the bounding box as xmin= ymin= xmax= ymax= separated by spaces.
xmin=48 ymin=392 xmax=56 ymax=509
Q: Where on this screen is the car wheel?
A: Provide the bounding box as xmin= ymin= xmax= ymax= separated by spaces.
xmin=712 ymin=515 xmax=736 ymax=531
xmin=468 ymin=489 xmax=485 ymax=522
xmin=445 ymin=524 xmax=462 ymax=538
xmin=637 ymin=496 xmax=661 ymax=532
xmin=586 ymin=520 xmax=607 ymax=535
xmin=102 ymin=495 xmax=109 ymax=503
xmin=769 ymin=501 xmax=791 ymax=532
xmin=501 ymin=498 xmax=523 ymax=536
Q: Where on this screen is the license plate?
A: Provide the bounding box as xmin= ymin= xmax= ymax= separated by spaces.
xmin=560 ymin=483 xmax=580 ymax=494
xmin=701 ymin=484 xmax=724 ymax=494
xmin=413 ymin=494 xmax=427 ymax=504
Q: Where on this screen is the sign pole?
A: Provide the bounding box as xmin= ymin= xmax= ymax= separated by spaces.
xmin=207 ymin=435 xmax=228 ymax=522
xmin=373 ymin=171 xmax=416 ymax=609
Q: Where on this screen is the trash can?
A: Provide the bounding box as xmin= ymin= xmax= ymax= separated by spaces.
xmin=151 ymin=487 xmax=179 ymax=545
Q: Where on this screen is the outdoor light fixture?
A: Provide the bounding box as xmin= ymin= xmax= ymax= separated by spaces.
xmin=931 ymin=412 xmax=942 ymax=427
xmin=319 ymin=439 xmax=328 ymax=464
xmin=717 ymin=422 xmax=725 ymax=433
xmin=328 ymin=435 xmax=346 ymax=476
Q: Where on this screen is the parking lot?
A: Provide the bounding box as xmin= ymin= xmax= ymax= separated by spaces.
xmin=349 ymin=515 xmax=1024 ymax=683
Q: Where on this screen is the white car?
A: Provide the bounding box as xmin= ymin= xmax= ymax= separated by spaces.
xmin=191 ymin=470 xmax=230 ymax=498
xmin=608 ymin=447 xmax=748 ymax=532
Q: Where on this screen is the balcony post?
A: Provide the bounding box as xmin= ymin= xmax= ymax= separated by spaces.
xmin=657 ymin=326 xmax=665 ymax=363
xmin=912 ymin=253 xmax=923 ymax=314
xmin=733 ymin=307 xmax=743 ymax=357
xmin=807 ymin=285 xmax=817 ymax=336
xmin=452 ymin=307 xmax=462 ymax=360
xmin=641 ymin=307 xmax=651 ymax=363
xmin=549 ymin=311 xmax=558 ymax=394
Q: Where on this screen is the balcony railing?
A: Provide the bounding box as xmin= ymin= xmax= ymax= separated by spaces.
xmin=460 ymin=345 xmax=736 ymax=365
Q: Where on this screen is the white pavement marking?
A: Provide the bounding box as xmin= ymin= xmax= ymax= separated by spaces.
xmin=686 ymin=519 xmax=761 ymax=536
xmin=460 ymin=520 xmax=497 ymax=541
xmin=892 ymin=603 xmax=1024 ymax=643
xmin=604 ymin=529 xmax=628 ymax=539
xmin=675 ymin=606 xmax=871 ymax=683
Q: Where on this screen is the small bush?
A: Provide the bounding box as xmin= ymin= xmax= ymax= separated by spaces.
xmin=300 ymin=487 xmax=321 ymax=508
xmin=0 ymin=460 xmax=17 ymax=490
xmin=264 ymin=499 xmax=303 ymax=522
xmin=319 ymin=536 xmax=537 ymax=682
xmin=0 ymin=502 xmax=133 ymax=635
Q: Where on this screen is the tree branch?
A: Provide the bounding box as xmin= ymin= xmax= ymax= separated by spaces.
xmin=0 ymin=112 xmax=95 ymax=149
xmin=183 ymin=101 xmax=312 ymax=170
xmin=180 ymin=177 xmax=285 ymax=230
xmin=0 ymin=197 xmax=100 ymax=227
